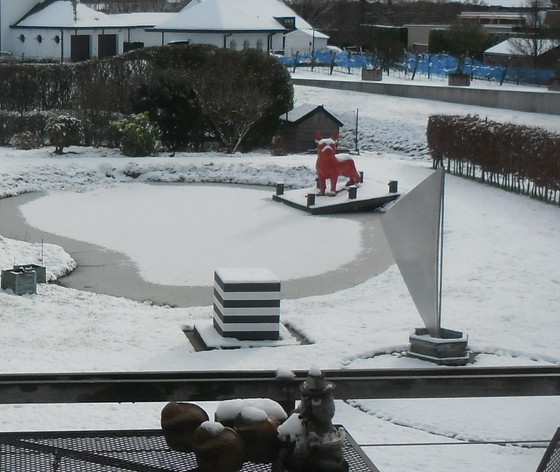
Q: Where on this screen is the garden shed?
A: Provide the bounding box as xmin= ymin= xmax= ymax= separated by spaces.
xmin=484 ymin=38 xmax=560 ymax=69
xmin=278 ymin=104 xmax=344 ymax=153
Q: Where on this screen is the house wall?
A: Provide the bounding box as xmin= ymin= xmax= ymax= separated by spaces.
xmin=283 ymin=30 xmax=328 ymax=57
xmin=124 ymin=28 xmax=163 ymax=48
xmin=0 ymin=0 xmax=38 ymax=52
xmin=405 ymin=25 xmax=447 ymax=51
xmin=9 ymin=28 xmax=126 ymax=62
xmin=9 ymin=28 xmax=63 ymax=61
xmin=150 ymin=31 xmax=283 ymax=51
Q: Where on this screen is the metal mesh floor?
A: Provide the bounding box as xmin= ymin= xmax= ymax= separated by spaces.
xmin=537 ymin=428 xmax=560 ymax=472
xmin=0 ymin=428 xmax=379 ymax=472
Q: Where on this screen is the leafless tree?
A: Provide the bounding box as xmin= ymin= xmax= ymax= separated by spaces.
xmin=509 ymin=0 xmax=559 ymax=67
xmin=191 ymin=52 xmax=274 ymax=154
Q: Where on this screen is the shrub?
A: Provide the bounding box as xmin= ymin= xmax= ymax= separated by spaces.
xmin=111 ymin=112 xmax=161 ymax=157
xmin=76 ymin=110 xmax=124 ymax=148
xmin=0 ymin=45 xmax=294 ymax=153
xmin=131 ymin=71 xmax=207 ymax=154
xmin=0 ymin=111 xmax=50 ymax=145
xmin=45 ymin=114 xmax=84 ymax=154
xmin=12 ymin=131 xmax=42 ymax=150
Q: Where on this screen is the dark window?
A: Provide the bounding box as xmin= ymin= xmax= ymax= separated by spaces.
xmin=275 ymin=17 xmax=296 ymax=31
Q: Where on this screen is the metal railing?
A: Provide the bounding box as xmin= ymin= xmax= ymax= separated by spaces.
xmin=1 ymin=366 xmax=558 ymax=411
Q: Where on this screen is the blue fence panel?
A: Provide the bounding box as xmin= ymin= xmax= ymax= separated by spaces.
xmin=276 ymin=51 xmax=554 ymax=85
xmin=405 ymin=52 xmax=555 ymax=85
xmin=274 ymin=51 xmax=372 ymax=70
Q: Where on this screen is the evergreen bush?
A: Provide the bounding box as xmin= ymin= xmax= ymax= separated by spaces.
xmin=45 ymin=114 xmax=84 ymax=154
xmin=0 ymin=111 xmax=50 ymax=145
xmin=111 ymin=112 xmax=161 ymax=157
xmin=12 ymin=131 xmax=42 ymax=150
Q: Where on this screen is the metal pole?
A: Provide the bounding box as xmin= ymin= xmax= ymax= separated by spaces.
xmin=436 ymin=168 xmax=445 ymax=336
xmin=354 ymin=109 xmax=359 ymax=154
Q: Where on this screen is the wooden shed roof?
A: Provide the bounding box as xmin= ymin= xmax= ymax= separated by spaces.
xmin=279 ymin=104 xmax=344 ymax=127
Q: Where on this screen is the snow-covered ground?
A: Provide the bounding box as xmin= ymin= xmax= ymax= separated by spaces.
xmin=0 ymin=74 xmax=559 ymax=472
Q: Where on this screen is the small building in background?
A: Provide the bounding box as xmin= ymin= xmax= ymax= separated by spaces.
xmin=484 ymin=38 xmax=560 ymax=69
xmin=277 ymin=104 xmax=344 ymax=154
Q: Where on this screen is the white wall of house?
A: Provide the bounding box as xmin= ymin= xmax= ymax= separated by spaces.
xmin=283 ymin=29 xmax=328 ymax=57
xmin=8 ymin=28 xmax=62 ymax=61
xmin=148 ymin=31 xmax=283 ymax=52
xmin=9 ymin=28 xmax=127 ymax=62
xmin=124 ymin=28 xmax=164 ymax=47
xmin=0 ymin=0 xmax=39 ymax=52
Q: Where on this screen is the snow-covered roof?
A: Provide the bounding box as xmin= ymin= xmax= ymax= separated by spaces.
xmin=12 ymin=0 xmax=124 ymax=29
xmin=485 ymin=38 xmax=560 ymax=56
xmin=239 ymin=0 xmax=313 ymax=30
xmin=152 ymin=0 xmax=287 ymax=33
xmin=108 ymin=12 xmax=175 ymax=28
xmin=280 ymin=104 xmax=344 ymax=126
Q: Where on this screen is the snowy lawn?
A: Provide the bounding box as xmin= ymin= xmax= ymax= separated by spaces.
xmin=0 ymin=79 xmax=558 ymax=472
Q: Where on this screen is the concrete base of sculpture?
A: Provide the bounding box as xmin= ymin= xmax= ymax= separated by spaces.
xmin=407 ymin=327 xmax=472 ymax=366
xmin=189 ymin=320 xmax=300 ymax=350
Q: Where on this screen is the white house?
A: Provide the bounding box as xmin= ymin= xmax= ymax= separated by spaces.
xmin=150 ymin=0 xmax=287 ymax=51
xmin=5 ymin=0 xmax=132 ymax=62
xmin=0 ymin=0 xmax=328 ymax=62
xmin=0 ymin=0 xmax=41 ymax=54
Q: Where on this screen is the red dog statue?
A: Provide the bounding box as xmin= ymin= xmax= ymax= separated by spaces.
xmin=315 ymin=131 xmax=361 ymax=196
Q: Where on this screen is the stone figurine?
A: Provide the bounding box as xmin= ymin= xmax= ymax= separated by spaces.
xmin=278 ymin=368 xmax=348 ymax=472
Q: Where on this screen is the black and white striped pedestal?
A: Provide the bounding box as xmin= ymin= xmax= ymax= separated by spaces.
xmin=213 ymin=268 xmax=281 ymax=341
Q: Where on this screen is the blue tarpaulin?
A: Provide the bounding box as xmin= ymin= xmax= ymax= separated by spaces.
xmin=275 ymin=50 xmax=555 ymax=86
xmin=404 ymin=53 xmax=555 ymax=86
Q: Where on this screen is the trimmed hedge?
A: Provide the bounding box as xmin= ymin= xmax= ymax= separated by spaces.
xmin=427 ymin=114 xmax=560 ymax=204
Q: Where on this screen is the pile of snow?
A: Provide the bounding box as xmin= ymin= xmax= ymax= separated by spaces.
xmin=215 ymin=399 xmax=288 ymax=423
xmin=0 ymin=236 xmax=75 ymax=281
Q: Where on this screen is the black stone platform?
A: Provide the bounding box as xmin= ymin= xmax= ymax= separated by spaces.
xmin=0 ymin=428 xmax=379 ymax=471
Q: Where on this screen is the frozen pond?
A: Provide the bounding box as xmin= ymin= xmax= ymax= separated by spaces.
xmin=0 ymin=184 xmax=394 ymax=307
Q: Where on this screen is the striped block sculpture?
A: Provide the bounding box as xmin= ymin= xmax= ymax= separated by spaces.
xmin=213 ymin=268 xmax=281 ymax=341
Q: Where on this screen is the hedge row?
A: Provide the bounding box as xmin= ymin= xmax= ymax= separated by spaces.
xmin=0 ymin=45 xmax=293 ymax=153
xmin=0 ymin=110 xmax=123 ymax=148
xmin=427 ymin=114 xmax=560 ymax=204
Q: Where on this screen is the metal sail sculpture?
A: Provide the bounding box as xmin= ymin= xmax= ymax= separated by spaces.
xmin=381 ymin=167 xmax=445 ymax=337
xmin=381 ymin=167 xmax=470 ymax=365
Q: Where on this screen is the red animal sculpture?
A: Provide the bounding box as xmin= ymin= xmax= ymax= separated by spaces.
xmin=315 ymin=131 xmax=361 ymax=196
